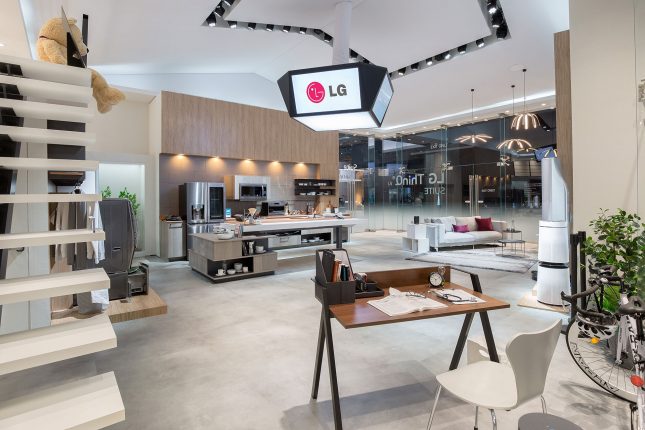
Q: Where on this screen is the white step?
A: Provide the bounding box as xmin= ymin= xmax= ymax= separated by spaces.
xmin=0 ymin=157 xmax=98 ymax=171
xmin=0 ymin=268 xmax=109 ymax=306
xmin=0 ymin=314 xmax=116 ymax=376
xmin=0 ymin=125 xmax=95 ymax=146
xmin=0 ymin=372 xmax=124 ymax=430
xmin=0 ymin=75 xmax=93 ymax=104
xmin=0 ymin=193 xmax=102 ymax=204
xmin=0 ymin=53 xmax=91 ymax=87
xmin=0 ymin=99 xmax=94 ymax=123
xmin=0 ymin=229 xmax=105 ymax=249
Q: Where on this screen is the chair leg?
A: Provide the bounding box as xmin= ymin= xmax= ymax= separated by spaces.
xmin=474 ymin=406 xmax=479 ymax=430
xmin=426 ymin=385 xmax=442 ymax=430
xmin=540 ymin=395 xmax=547 ymax=414
xmin=489 ymin=409 xmax=497 ymax=430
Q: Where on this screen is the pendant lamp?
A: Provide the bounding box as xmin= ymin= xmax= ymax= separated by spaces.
xmin=456 ymin=89 xmax=492 ymax=144
xmin=511 ymin=68 xmax=539 ymax=130
xmin=498 ymin=84 xmax=533 ymax=151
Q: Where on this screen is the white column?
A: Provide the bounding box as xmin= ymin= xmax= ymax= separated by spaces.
xmin=332 ymin=1 xmax=352 ymax=65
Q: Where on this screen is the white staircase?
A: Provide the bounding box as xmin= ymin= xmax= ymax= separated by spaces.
xmin=0 ymin=53 xmax=124 ymax=428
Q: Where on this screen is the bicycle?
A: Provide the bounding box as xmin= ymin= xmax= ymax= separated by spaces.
xmin=561 ymin=264 xmax=645 ymax=430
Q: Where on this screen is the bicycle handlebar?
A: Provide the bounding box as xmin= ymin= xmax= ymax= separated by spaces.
xmin=561 ymin=285 xmax=613 ymax=322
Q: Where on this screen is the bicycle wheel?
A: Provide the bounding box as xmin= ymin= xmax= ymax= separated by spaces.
xmin=566 ymin=317 xmax=638 ymax=403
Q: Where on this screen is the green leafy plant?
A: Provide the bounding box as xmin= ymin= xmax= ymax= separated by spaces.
xmin=583 ymin=209 xmax=645 ymax=310
xmin=118 ymin=187 xmax=140 ymax=216
xmin=101 ymin=186 xmax=112 ymax=199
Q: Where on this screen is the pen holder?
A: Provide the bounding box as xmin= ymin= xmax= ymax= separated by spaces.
xmin=315 ymin=249 xmax=356 ymax=305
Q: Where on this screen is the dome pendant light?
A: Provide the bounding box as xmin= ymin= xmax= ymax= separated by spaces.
xmin=456 ymin=89 xmax=492 ymax=144
xmin=499 ymin=84 xmax=533 ymax=151
xmin=511 ymin=68 xmax=539 ymax=130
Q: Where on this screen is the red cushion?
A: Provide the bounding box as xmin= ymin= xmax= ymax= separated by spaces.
xmin=475 ymin=217 xmax=494 ymax=231
xmin=453 ymin=224 xmax=470 ymax=233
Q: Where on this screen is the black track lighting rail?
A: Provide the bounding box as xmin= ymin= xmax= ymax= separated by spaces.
xmin=202 ymin=0 xmax=511 ymax=80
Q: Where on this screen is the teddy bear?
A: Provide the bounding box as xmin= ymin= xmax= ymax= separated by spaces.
xmin=36 ymin=17 xmax=125 ymax=113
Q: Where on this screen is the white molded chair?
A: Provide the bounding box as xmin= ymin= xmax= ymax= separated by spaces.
xmin=427 ymin=320 xmax=562 ymax=430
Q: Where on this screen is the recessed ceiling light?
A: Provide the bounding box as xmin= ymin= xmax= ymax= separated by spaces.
xmin=505 ymin=110 xmax=510 ymax=113
xmin=266 ymin=24 xmax=274 ymax=31
xmin=214 ymin=5 xmax=225 ymax=17
xmin=487 ymin=0 xmax=498 ymax=14
xmin=426 ymin=58 xmax=433 ymax=66
xmin=476 ymin=38 xmax=485 ymax=48
xmin=247 ymin=22 xmax=256 ymax=30
xmin=491 ymin=10 xmax=504 ymax=28
xmin=299 ymin=27 xmax=307 ymax=34
xmin=397 ymin=68 xmax=406 ymax=76
xmin=411 ymin=62 xmax=419 ymax=71
xmin=0 ymin=42 xmax=5 ymax=47
xmin=222 ymin=0 xmax=234 ymax=6
xmin=228 ymin=21 xmax=237 ymax=28
xmin=474 ymin=116 xmax=478 ymax=119
xmin=206 ymin=14 xmax=217 ymax=27
xmin=458 ymin=44 xmax=467 ymax=54
xmin=541 ymin=103 xmax=547 ymax=106
xmin=323 ymin=33 xmax=332 ymax=43
xmin=496 ymin=22 xmax=508 ymax=39
xmin=443 ymin=51 xmax=452 ymax=60
xmin=282 ymin=25 xmax=291 ymax=33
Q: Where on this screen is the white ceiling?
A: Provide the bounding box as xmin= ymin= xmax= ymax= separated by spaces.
xmin=11 ymin=0 xmax=569 ymax=134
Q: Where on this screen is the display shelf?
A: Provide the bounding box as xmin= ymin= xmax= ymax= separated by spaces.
xmin=0 ymin=314 xmax=116 ymax=376
xmin=0 ymin=268 xmax=109 ymax=305
xmin=0 ymin=229 xmax=105 ymax=249
xmin=401 ymin=237 xmax=430 ymax=254
xmin=0 ymin=75 xmax=93 ymax=104
xmin=0 ymin=53 xmax=91 ymax=87
xmin=294 ymin=178 xmax=336 ymax=197
xmin=0 ymin=99 xmax=94 ymax=123
xmin=0 ymin=157 xmax=98 ymax=171
xmin=0 ymin=372 xmax=124 ymax=430
xmin=0 ymin=193 xmax=102 ymax=204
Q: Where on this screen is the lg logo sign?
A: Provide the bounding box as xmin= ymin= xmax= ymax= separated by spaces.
xmin=306 ymin=81 xmax=347 ymax=104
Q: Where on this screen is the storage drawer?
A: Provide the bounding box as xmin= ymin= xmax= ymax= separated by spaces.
xmin=268 ymin=234 xmax=301 ymax=248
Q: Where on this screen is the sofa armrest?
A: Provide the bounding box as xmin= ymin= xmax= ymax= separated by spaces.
xmin=492 ymin=220 xmax=507 ymax=233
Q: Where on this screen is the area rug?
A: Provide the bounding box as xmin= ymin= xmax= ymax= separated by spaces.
xmin=518 ymin=287 xmax=570 ymax=314
xmin=407 ymin=244 xmax=538 ymax=273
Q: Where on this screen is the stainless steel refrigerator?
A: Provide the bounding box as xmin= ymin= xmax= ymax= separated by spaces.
xmin=179 ymin=182 xmax=226 ymax=253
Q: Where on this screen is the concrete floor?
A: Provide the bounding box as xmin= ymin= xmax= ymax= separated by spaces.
xmin=0 ymin=231 xmax=630 ymax=429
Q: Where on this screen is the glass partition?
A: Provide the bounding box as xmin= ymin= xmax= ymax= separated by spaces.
xmin=636 ymin=0 xmax=645 ymax=215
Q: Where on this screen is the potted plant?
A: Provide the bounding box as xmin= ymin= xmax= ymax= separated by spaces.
xmin=583 ymin=209 xmax=644 ymax=310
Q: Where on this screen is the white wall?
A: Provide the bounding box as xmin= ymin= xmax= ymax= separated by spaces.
xmin=569 ymin=0 xmax=642 ymax=231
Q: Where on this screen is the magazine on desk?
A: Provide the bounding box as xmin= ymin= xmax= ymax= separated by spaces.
xmin=368 ymin=287 xmax=447 ymax=317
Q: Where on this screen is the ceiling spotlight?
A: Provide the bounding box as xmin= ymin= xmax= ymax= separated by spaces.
xmin=214 ymin=5 xmax=225 ymax=17
xmin=426 ymin=58 xmax=433 ymax=66
xmin=299 ymin=27 xmax=307 ymax=34
xmin=228 ymin=20 xmax=237 ymax=28
xmin=222 ymin=0 xmax=234 ymax=5
xmin=491 ymin=10 xmax=504 ymax=28
xmin=411 ymin=62 xmax=419 ymax=71
xmin=476 ymin=38 xmax=485 ymax=47
xmin=313 ymin=29 xmax=323 ymax=36
xmin=443 ymin=51 xmax=452 ymax=60
xmin=282 ymin=25 xmax=291 ymax=33
xmin=397 ymin=68 xmax=406 ymax=76
xmin=496 ymin=22 xmax=508 ymax=39
xmin=487 ymin=0 xmax=498 ymax=14
xmin=458 ymin=44 xmax=467 ymax=54
xmin=206 ymin=14 xmax=217 ymax=27
xmin=434 ymin=54 xmax=443 ymax=62
xmin=265 ymin=24 xmax=274 ymax=31
xmin=323 ymin=33 xmax=332 ymax=43
xmin=247 ymin=22 xmax=256 ymax=30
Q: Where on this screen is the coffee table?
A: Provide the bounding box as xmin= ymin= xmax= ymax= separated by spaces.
xmin=498 ymin=238 xmax=526 ymax=256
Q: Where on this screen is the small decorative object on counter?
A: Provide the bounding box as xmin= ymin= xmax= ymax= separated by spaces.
xmin=414 ymin=216 xmax=420 ymax=224
xmin=248 ymin=241 xmax=255 ymax=255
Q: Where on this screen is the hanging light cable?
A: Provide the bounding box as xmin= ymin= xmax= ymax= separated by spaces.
xmin=499 ymin=84 xmax=533 ymax=151
xmin=456 ymin=89 xmax=493 ymax=143
xmin=511 ymin=68 xmax=539 ymax=130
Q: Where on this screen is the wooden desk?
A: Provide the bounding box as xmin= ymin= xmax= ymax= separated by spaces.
xmin=311 ymin=267 xmax=510 ymax=430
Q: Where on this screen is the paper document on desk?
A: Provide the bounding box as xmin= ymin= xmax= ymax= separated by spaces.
xmin=368 ymin=287 xmax=447 ymax=317
xmin=432 ymin=288 xmax=485 ymax=305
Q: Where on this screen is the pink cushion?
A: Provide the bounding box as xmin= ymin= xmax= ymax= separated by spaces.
xmin=475 ymin=217 xmax=494 ymax=231
xmin=453 ymin=224 xmax=470 ymax=233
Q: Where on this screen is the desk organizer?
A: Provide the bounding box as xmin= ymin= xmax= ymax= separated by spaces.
xmin=315 ymin=249 xmax=356 ymax=305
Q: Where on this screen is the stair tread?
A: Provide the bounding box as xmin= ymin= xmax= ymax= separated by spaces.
xmin=0 ymin=99 xmax=93 ymax=123
xmin=0 ymin=194 xmax=102 ymax=204
xmin=0 ymin=124 xmax=95 ymax=146
xmin=0 ymin=53 xmax=91 ymax=87
xmin=0 ymin=229 xmax=105 ymax=249
xmin=0 ymin=372 xmax=124 ymax=430
xmin=0 ymin=314 xmax=116 ymax=376
xmin=0 ymin=75 xmax=93 ymax=104
xmin=0 ymin=157 xmax=98 ymax=171
xmin=0 ymin=268 xmax=109 ymax=305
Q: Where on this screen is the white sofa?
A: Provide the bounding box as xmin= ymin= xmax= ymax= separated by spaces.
xmin=424 ymin=216 xmax=507 ymax=251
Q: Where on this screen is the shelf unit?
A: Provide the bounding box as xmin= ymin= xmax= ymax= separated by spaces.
xmin=0 ymin=53 xmax=124 ymax=428
xmin=294 ymin=178 xmax=336 ymax=197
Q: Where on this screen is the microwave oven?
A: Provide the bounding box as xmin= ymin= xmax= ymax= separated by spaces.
xmin=239 ymin=183 xmax=267 ymax=201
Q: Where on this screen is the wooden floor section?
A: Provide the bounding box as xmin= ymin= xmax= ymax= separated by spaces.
xmin=52 ymin=288 xmax=168 ymax=324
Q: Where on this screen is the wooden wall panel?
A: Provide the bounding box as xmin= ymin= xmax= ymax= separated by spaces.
xmin=554 ymin=31 xmax=573 ymax=209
